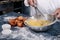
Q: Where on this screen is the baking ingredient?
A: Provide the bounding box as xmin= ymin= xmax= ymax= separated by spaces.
xmin=16 ymin=20 xmax=23 ymax=27
xmin=2 ymin=24 xmax=12 ymax=35
xmin=17 ymin=16 xmax=24 ymax=21
xmin=25 ymin=19 xmax=51 ymax=27
xmin=9 ymin=19 xmax=16 ymax=26
xmin=23 ymin=17 xmax=27 ymax=22
xmin=2 ymin=24 xmax=11 ymax=30
xmin=17 ymin=22 xmax=23 ymax=27
xmin=1 ymin=29 xmax=12 ymax=35
xmin=8 ymin=16 xmax=27 ymax=27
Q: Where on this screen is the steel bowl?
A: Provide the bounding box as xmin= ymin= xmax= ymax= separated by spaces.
xmin=24 ymin=14 xmax=57 ymax=31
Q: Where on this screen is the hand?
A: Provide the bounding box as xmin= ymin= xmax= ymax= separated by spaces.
xmin=53 ymin=8 xmax=60 ymax=18
xmin=28 ymin=0 xmax=36 ymax=6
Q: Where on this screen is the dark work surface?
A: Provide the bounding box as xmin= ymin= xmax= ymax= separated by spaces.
xmin=0 ymin=2 xmax=13 ymax=11
xmin=0 ymin=12 xmax=60 ymax=40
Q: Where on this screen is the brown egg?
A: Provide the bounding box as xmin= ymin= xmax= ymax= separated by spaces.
xmin=17 ymin=16 xmax=24 ymax=21
xmin=15 ymin=19 xmax=19 ymax=23
xmin=15 ymin=19 xmax=23 ymax=23
xmin=23 ymin=17 xmax=27 ymax=22
xmin=17 ymin=22 xmax=23 ymax=27
xmin=9 ymin=19 xmax=16 ymax=26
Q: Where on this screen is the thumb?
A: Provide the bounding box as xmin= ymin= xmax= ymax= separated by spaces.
xmin=52 ymin=11 xmax=59 ymax=16
xmin=56 ymin=13 xmax=60 ymax=18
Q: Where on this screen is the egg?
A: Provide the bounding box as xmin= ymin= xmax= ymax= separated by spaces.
xmin=17 ymin=16 xmax=24 ymax=21
xmin=8 ymin=16 xmax=27 ymax=28
xmin=23 ymin=17 xmax=27 ymax=22
xmin=17 ymin=21 xmax=23 ymax=27
xmin=9 ymin=19 xmax=16 ymax=26
xmin=15 ymin=19 xmax=19 ymax=23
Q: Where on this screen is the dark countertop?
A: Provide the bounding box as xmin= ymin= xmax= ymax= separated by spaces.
xmin=0 ymin=12 xmax=60 ymax=40
xmin=0 ymin=0 xmax=23 ymax=4
xmin=0 ymin=2 xmax=13 ymax=11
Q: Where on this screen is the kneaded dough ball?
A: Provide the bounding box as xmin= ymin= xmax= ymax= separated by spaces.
xmin=1 ymin=29 xmax=12 ymax=35
xmin=2 ymin=24 xmax=11 ymax=30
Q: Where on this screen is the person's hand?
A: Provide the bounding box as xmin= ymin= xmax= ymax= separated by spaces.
xmin=28 ymin=0 xmax=36 ymax=6
xmin=53 ymin=8 xmax=60 ymax=18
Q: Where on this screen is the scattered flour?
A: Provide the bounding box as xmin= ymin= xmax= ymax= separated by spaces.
xmin=1 ymin=29 xmax=12 ymax=35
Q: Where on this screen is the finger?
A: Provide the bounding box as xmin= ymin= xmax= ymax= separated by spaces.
xmin=28 ymin=0 xmax=34 ymax=6
xmin=53 ymin=8 xmax=60 ymax=16
xmin=53 ymin=10 xmax=59 ymax=16
xmin=33 ymin=0 xmax=37 ymax=4
xmin=57 ymin=13 xmax=60 ymax=18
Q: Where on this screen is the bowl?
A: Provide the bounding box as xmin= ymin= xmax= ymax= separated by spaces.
xmin=24 ymin=14 xmax=57 ymax=31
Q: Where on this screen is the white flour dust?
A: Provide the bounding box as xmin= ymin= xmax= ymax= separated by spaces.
xmin=0 ymin=27 xmax=58 ymax=40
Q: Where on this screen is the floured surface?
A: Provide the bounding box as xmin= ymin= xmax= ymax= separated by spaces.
xmin=0 ymin=27 xmax=58 ymax=40
xmin=0 ymin=12 xmax=60 ymax=40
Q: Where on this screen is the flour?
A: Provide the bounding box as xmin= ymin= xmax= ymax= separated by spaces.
xmin=1 ymin=29 xmax=12 ymax=35
xmin=2 ymin=24 xmax=11 ymax=30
